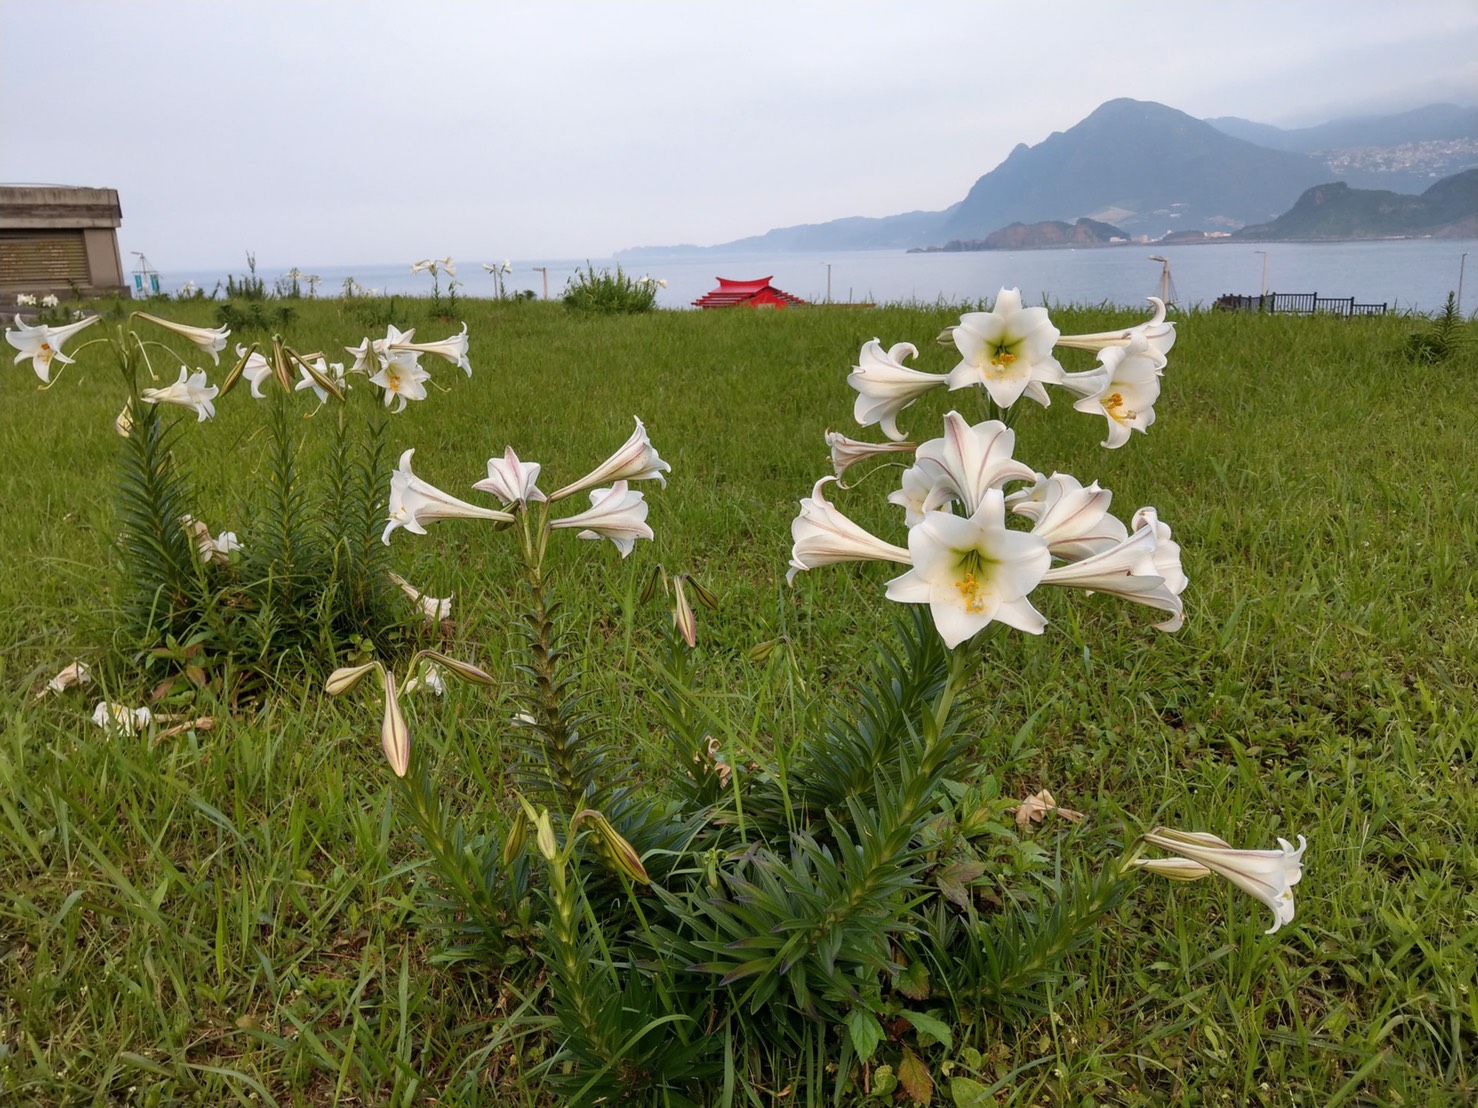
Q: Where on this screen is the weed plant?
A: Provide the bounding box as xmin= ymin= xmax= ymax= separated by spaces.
xmin=562 ymin=262 xmax=660 ymax=314
xmin=1403 ymin=290 xmax=1471 ymax=364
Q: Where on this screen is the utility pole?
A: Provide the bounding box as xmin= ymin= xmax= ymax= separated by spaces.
xmin=1255 ymin=250 xmax=1268 ymax=297
xmin=1459 ymin=252 xmax=1468 ymax=315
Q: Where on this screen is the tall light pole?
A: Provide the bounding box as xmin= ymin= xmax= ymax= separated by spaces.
xmin=1255 ymin=250 xmax=1268 ymax=297
xmin=531 ymin=266 xmax=549 ymax=300
xmin=1459 ymin=252 xmax=1468 ymax=314
xmin=826 ymin=262 xmax=832 ymax=303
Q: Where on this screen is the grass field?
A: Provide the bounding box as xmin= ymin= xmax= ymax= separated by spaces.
xmin=2 ymin=295 xmax=1476 ymax=1106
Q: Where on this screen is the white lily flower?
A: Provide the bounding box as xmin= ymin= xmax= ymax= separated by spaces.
xmin=141 ymin=367 xmax=218 ymax=421
xmin=1012 ymin=472 xmax=1129 ymax=561
xmin=550 ymin=416 xmax=670 ymax=501
xmin=295 ymin=356 xmax=348 ymax=404
xmin=403 ymin=661 xmax=446 ymax=696
xmin=788 ymin=476 xmax=912 ymax=584
xmin=347 ymin=325 xmax=417 ymax=374
xmin=1039 ymin=516 xmax=1186 ymax=631
xmin=390 ymin=322 xmax=471 ymax=376
xmin=1134 ymin=826 xmax=1306 ymax=934
xmin=1013 ymin=788 xmax=1086 ymax=828
xmin=1055 ymin=297 xmax=1176 ymax=360
xmin=43 ymin=661 xmax=92 ymax=696
xmin=946 ymin=288 xmax=1064 ymax=408
xmin=383 ymin=448 xmax=514 ymax=544
xmin=135 ymin=312 xmax=230 ymax=365
xmin=912 ymin=411 xmax=1036 ymax=517
xmin=1053 ymin=365 xmax=1112 ymax=400
xmin=234 ymin=344 xmax=274 ymax=398
xmin=16 ymin=293 xmax=36 ymax=307
xmin=847 ymin=339 xmax=948 ymax=441
xmin=887 ymin=464 xmax=940 ymax=527
xmin=824 ymin=431 xmax=917 ymax=479
xmin=92 ymin=701 xmax=152 ymax=735
xmin=411 ymin=259 xmax=431 ymax=274
xmin=473 ymin=446 xmax=547 ymax=506
xmin=1073 ymin=335 xmax=1163 ymax=449
xmin=369 ymin=351 xmax=430 ymax=412
xmin=1133 ymin=506 xmax=1188 ymax=599
xmin=550 ymin=481 xmax=654 ymax=557
xmin=6 ymin=313 xmax=99 ymax=383
xmin=345 ymin=335 xmax=381 ymax=375
xmin=884 ymin=488 xmax=1051 ymax=647
xmin=41 ymin=293 xmax=59 ymax=308
xmin=387 ymin=571 xmax=453 ymax=624
xmin=180 ymin=515 xmax=237 ymax=562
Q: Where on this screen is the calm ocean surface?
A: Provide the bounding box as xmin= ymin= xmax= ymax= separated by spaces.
xmin=169 ymin=239 xmax=1477 ymax=316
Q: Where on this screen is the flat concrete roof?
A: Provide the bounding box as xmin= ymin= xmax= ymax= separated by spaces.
xmin=2 ymin=184 xmax=123 ymax=230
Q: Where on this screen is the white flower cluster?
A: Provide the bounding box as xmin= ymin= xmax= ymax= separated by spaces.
xmin=347 ymin=322 xmax=471 ymax=412
xmin=383 ymin=417 xmax=670 ymax=558
xmin=791 ymin=411 xmax=1187 ymax=647
xmin=849 ymin=288 xmax=1174 ymax=448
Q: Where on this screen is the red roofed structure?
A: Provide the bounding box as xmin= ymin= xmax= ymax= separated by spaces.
xmin=691 ymin=276 xmax=807 ymax=310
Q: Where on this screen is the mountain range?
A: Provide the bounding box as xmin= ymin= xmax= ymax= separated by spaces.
xmin=1237 ymin=169 xmax=1477 ymax=240
xmin=618 ymin=99 xmax=1478 ymax=256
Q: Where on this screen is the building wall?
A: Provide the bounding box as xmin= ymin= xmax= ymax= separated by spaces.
xmin=1 ymin=185 xmax=128 ymax=300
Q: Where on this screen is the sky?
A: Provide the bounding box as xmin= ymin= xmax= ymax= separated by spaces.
xmin=3 ymin=0 xmax=1476 ymax=270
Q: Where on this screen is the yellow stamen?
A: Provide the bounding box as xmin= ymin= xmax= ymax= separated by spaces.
xmin=1102 ymin=391 xmax=1137 ymax=424
xmin=989 ymin=345 xmax=1016 ymax=368
xmin=954 ymin=571 xmax=991 ymax=614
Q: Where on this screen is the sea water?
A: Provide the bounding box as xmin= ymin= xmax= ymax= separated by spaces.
xmin=167 ymin=239 xmax=1477 ymax=316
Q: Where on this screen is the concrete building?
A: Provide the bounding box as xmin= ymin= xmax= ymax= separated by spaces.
xmin=1 ymin=184 xmax=128 ymax=301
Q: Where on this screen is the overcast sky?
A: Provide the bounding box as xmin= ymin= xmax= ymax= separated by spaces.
xmin=4 ymin=0 xmax=1475 ymax=270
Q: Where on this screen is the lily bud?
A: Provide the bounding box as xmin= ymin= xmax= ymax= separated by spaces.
xmin=534 ymin=808 xmax=557 ymax=861
xmin=288 ymin=346 xmax=344 ymax=401
xmin=380 ymin=671 xmax=411 ymax=777
xmin=574 ymin=808 xmax=650 ymax=885
xmin=673 ymin=575 xmax=697 ymax=648
xmin=685 ymin=574 xmax=719 ymax=610
xmin=411 ymin=649 xmax=496 ymax=686
xmin=501 ymin=814 xmax=528 ymax=867
xmin=639 ymin=563 xmax=666 ymax=605
xmin=325 ymin=660 xmax=384 ymax=696
xmin=748 ymin=638 xmax=781 ymax=664
xmin=219 ymin=342 xmax=255 ymax=397
xmin=115 ymin=400 xmax=133 ymax=438
xmin=270 ymin=337 xmax=293 ymax=394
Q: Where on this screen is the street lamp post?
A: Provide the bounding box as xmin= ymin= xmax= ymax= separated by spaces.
xmin=531 ymin=266 xmax=549 ymax=300
xmin=1459 ymin=252 xmax=1468 ymax=314
xmin=1255 ymin=250 xmax=1268 ymax=298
